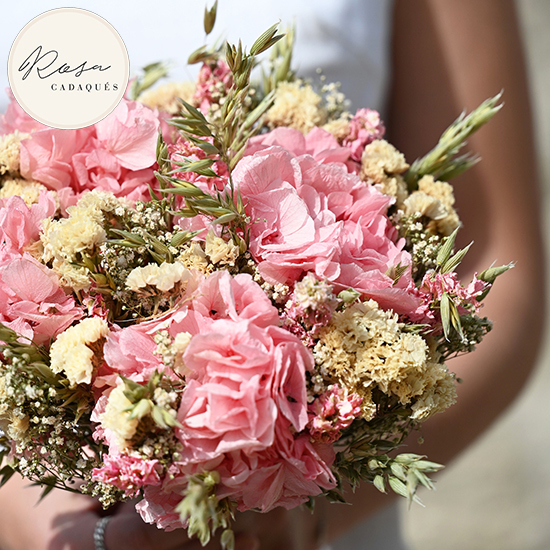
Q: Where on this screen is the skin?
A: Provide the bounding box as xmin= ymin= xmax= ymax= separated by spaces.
xmin=0 ymin=1 xmax=544 ymax=549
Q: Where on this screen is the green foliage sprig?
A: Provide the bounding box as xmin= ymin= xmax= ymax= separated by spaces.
xmin=405 ymin=93 xmax=503 ymax=189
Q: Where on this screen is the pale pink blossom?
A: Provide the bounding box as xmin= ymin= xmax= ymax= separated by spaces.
xmin=0 ymin=90 xmax=46 ymax=134
xmin=95 ymin=100 xmax=159 ymax=171
xmin=0 ymin=251 xmax=82 ymax=344
xmin=177 ymin=318 xmax=312 ymax=461
xmin=0 ymin=192 xmax=56 ymax=253
xmin=421 ymin=271 xmax=487 ymax=314
xmin=233 ymin=146 xmax=418 ymax=315
xmin=343 ymin=108 xmax=386 ymax=162
xmin=308 ymin=385 xmax=362 ymax=442
xmin=247 ymin=126 xmax=352 ymax=168
xmin=10 ymin=97 xmax=160 ymax=210
xmin=193 ymin=60 xmax=233 ymax=114
xmin=92 ymin=454 xmax=161 ymax=497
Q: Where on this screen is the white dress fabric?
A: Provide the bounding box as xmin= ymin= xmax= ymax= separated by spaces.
xmin=1 ymin=2 xmax=410 ymax=549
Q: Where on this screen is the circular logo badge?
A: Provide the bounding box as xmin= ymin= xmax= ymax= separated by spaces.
xmin=8 ymin=8 xmax=129 ymax=129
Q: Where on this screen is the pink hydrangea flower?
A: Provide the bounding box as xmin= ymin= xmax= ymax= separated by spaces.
xmin=343 ymin=108 xmax=386 ymax=162
xmin=232 ymin=145 xmax=419 ymax=315
xmin=247 ymin=126 xmax=353 ymax=169
xmin=13 ymin=98 xmax=160 ymax=211
xmin=308 ymin=385 xmax=363 ymax=443
xmin=0 ymin=90 xmax=46 ymax=134
xmin=92 ymin=454 xmax=161 ymax=497
xmin=0 ymin=251 xmax=82 ymax=345
xmin=0 ymin=192 xmax=56 ymax=253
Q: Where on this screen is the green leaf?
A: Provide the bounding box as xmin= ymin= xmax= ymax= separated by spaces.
xmin=373 ymin=475 xmax=386 ymax=493
xmin=440 ymin=292 xmax=451 ymax=340
xmin=250 ymin=23 xmax=281 ymax=56
xmin=441 ymin=242 xmax=472 ymax=274
xmin=436 ymin=228 xmax=459 ymax=267
xmin=203 ymin=0 xmax=218 ymax=36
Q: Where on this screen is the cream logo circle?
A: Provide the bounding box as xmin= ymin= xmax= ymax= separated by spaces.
xmin=8 ymin=8 xmax=129 ymax=129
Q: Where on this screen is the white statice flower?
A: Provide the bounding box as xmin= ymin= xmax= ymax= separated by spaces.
xmin=50 ymin=317 xmax=109 ymax=386
xmin=0 ymin=131 xmax=29 ymax=176
xmin=126 ymin=261 xmax=190 ymax=292
xmin=313 ymin=299 xmax=456 ymax=421
xmin=265 ymin=80 xmax=327 ymax=134
xmin=205 ymin=230 xmax=239 ymax=266
xmin=41 ymin=191 xmax=123 ymax=291
xmin=100 ymin=384 xmax=138 ymax=450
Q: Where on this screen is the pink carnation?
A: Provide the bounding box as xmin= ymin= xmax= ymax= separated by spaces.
xmin=177 ymin=318 xmax=311 ymax=460
xmin=232 ymin=145 xmax=418 ymax=315
xmin=308 ymin=385 xmax=363 ymax=443
xmin=343 ymin=108 xmax=386 ymax=162
xmin=0 ymin=192 xmax=56 ymax=253
xmin=0 ymin=251 xmax=82 ymax=344
xmin=14 ymin=98 xmax=160 ymax=211
xmin=92 ymin=454 xmax=161 ymax=498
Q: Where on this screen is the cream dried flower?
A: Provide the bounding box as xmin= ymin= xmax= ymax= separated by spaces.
xmin=100 ymin=384 xmax=139 ymax=449
xmin=205 ymin=230 xmax=239 ymax=266
xmin=0 ymin=131 xmax=29 ymax=176
xmin=178 ymin=242 xmax=211 ymax=273
xmin=314 ymin=300 xmax=456 ymax=421
xmin=126 ymin=261 xmax=189 ymax=292
xmin=360 ymin=140 xmax=409 ymax=206
xmin=0 ymin=178 xmax=51 ymax=206
xmin=139 ymin=82 xmax=196 ymax=114
xmin=41 ymin=191 xmax=122 ymax=291
xmin=403 ymin=175 xmax=461 ymax=236
xmin=265 ymin=81 xmax=327 ymax=134
xmin=323 ymin=115 xmax=351 ymax=142
xmin=50 ymin=317 xmax=109 ymax=386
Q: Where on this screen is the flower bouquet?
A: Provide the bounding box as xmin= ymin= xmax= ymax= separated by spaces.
xmin=0 ymin=5 xmax=509 ymax=548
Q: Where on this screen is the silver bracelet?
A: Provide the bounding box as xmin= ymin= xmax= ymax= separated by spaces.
xmin=93 ymin=516 xmax=113 ymax=550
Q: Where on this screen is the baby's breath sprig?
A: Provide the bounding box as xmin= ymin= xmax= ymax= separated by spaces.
xmin=0 ymin=323 xmax=101 ymax=495
xmin=405 ymin=93 xmax=503 ymax=189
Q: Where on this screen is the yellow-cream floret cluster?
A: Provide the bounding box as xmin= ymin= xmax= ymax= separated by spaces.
xmin=360 ymin=140 xmax=409 ymax=206
xmin=50 ymin=317 xmax=110 ymax=386
xmin=99 ymin=384 xmax=139 ymax=450
xmin=139 ymin=82 xmax=196 ymax=114
xmin=265 ymin=81 xmax=327 ymax=134
xmin=0 ymin=178 xmax=51 ymax=206
xmin=204 ymin=229 xmax=240 ymax=266
xmin=0 ymin=131 xmax=29 ymax=176
xmin=126 ymin=261 xmax=191 ymax=292
xmin=41 ymin=191 xmax=122 ymax=290
xmin=313 ymin=299 xmax=456 ymax=421
xmin=403 ymin=175 xmax=460 ymax=236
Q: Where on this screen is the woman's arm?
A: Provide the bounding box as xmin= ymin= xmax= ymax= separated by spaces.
xmin=325 ymin=0 xmax=545 ymax=540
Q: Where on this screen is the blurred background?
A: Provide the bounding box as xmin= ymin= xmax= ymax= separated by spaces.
xmin=401 ymin=2 xmax=550 ymax=547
